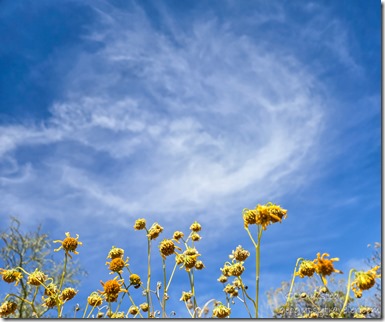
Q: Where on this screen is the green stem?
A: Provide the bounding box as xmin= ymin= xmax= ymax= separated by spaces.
xmin=166 ymin=261 xmax=178 ymax=291
xmin=255 ymin=225 xmax=263 ymax=318
xmin=146 ymin=237 xmax=152 ymax=318
xmin=339 ymin=269 xmax=356 ymax=318
xmin=187 ymin=271 xmax=197 ymax=317
xmin=82 ymin=302 xmax=89 ymax=318
xmin=286 ymin=257 xmax=304 ymax=304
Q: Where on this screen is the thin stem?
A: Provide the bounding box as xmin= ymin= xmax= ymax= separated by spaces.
xmin=339 ymin=269 xmax=356 ymax=318
xmin=286 ymin=257 xmax=304 ymax=304
xmin=82 ymin=302 xmax=89 ymax=318
xmin=255 ymin=225 xmax=263 ymax=318
xmin=146 ymin=237 xmax=152 ymax=318
xmin=166 ymin=261 xmax=178 ymax=291
xmin=187 ymin=271 xmax=197 ymax=317
xmin=162 ymin=258 xmax=167 ymax=318
xmin=237 ymin=278 xmax=252 ymax=318
xmin=86 ymin=305 xmax=96 ymax=319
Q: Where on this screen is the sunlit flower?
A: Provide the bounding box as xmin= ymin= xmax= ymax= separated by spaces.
xmin=351 ymin=266 xmax=380 ymax=297
xmin=106 ymin=257 xmax=129 ymax=274
xmin=139 ymin=303 xmax=149 ymax=312
xmin=223 ymin=284 xmax=235 ymax=294
xmin=195 ymin=260 xmax=205 ymax=270
xmin=27 ymin=269 xmax=47 ymax=286
xmin=0 ymin=301 xmax=17 ymax=317
xmin=173 ymin=231 xmax=184 ymax=241
xmin=42 ymin=296 xmax=57 ymax=309
xmin=217 ymin=275 xmax=228 ymax=283
xmin=0 ymin=268 xmax=23 ymax=286
xmin=295 ymin=260 xmax=316 ymax=278
xmin=243 ymin=209 xmax=257 ymax=228
xmin=111 ymin=312 xmax=125 ymax=318
xmin=213 ymin=303 xmax=231 ymax=318
xmin=60 ymin=287 xmax=77 ymax=302
xmin=191 ymin=232 xmax=201 ymax=242
xmin=87 ymin=292 xmax=103 ymax=307
xmin=99 ymin=277 xmax=127 ymax=302
xmin=54 ymin=232 xmax=82 ymax=258
xmin=243 ymin=203 xmax=287 ymax=230
xmin=159 ymin=239 xmax=176 ymax=259
xmin=180 ymin=291 xmax=193 ymax=302
xmin=129 ymin=274 xmax=142 ymax=287
xmin=147 ymin=223 xmax=164 ymax=240
xmin=190 ymin=221 xmax=202 ymax=232
xmin=128 ymin=305 xmax=139 ymax=315
xmin=134 ymin=218 xmax=146 ymax=230
xmin=229 ymin=245 xmax=250 ymax=262
xmin=107 ymin=246 xmax=125 ymax=259
xmin=313 ymin=253 xmax=342 ymax=285
xmin=229 ymin=262 xmax=245 ymax=277
xmin=44 ymin=283 xmax=58 ymax=297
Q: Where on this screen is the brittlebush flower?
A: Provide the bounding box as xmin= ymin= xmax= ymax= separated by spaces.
xmin=243 ymin=202 xmax=287 ymax=230
xmin=229 ymin=245 xmax=250 ymax=262
xmin=54 ymin=232 xmax=82 ymax=258
xmin=42 ymin=296 xmax=57 ymax=309
xmin=223 ymin=284 xmax=235 ymax=294
xmin=99 ymin=277 xmax=127 ymax=302
xmin=213 ymin=303 xmax=231 ymax=318
xmin=27 ymin=269 xmax=47 ymax=286
xmin=147 ymin=223 xmax=164 ymax=240
xmin=45 ymin=283 xmax=58 ymax=297
xmin=180 ymin=291 xmax=193 ymax=302
xmin=313 ymin=253 xmax=342 ymax=285
xmin=129 ymin=274 xmax=141 ymax=287
xmin=107 ymin=246 xmax=125 ymax=259
xmin=295 ymin=260 xmax=316 ymax=278
xmin=159 ymin=239 xmax=176 ymax=259
xmin=0 ymin=301 xmax=17 ymax=317
xmin=191 ymin=232 xmax=201 ymax=242
xmin=106 ymin=257 xmax=129 ymax=274
xmin=134 ymin=218 xmax=146 ymax=230
xmin=128 ymin=305 xmax=139 ymax=315
xmin=111 ymin=312 xmax=125 ymax=318
xmin=229 ymin=262 xmax=245 ymax=277
xmin=351 ymin=266 xmax=380 ymax=298
xmin=87 ymin=292 xmax=103 ymax=307
xmin=217 ymin=275 xmax=228 ymax=283
xmin=190 ymin=221 xmax=202 ymax=232
xmin=60 ymin=287 xmax=77 ymax=302
xmin=173 ymin=231 xmax=184 ymax=241
xmin=195 ymin=260 xmax=205 ymax=270
xmin=0 ymin=268 xmax=23 ymax=286
xmin=139 ymin=303 xmax=149 ymax=312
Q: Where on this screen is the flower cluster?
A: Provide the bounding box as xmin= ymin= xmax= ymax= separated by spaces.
xmin=243 ymin=202 xmax=287 ymax=230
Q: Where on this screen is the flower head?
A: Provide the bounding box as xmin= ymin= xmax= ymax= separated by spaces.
xmin=0 ymin=301 xmax=17 ymax=317
xmin=313 ymin=253 xmax=342 ymax=285
xmin=129 ymin=274 xmax=142 ymax=287
xmin=351 ymin=266 xmax=380 ymax=297
xmin=180 ymin=291 xmax=193 ymax=302
xmin=159 ymin=239 xmax=176 ymax=259
xmin=195 ymin=260 xmax=205 ymax=270
xmin=60 ymin=288 xmax=77 ymax=302
xmin=295 ymin=260 xmax=316 ymax=278
xmin=147 ymin=222 xmax=164 ymax=240
xmin=217 ymin=275 xmax=228 ymax=283
xmin=191 ymin=232 xmax=201 ymax=242
xmin=0 ymin=268 xmax=23 ymax=286
xmin=128 ymin=305 xmax=139 ymax=315
xmin=99 ymin=277 xmax=127 ymax=302
xmin=213 ymin=303 xmax=231 ymax=318
xmin=107 ymin=246 xmax=125 ymax=259
xmin=87 ymin=292 xmax=103 ymax=307
xmin=229 ymin=245 xmax=250 ymax=262
xmin=45 ymin=283 xmax=58 ymax=297
xmin=106 ymin=257 xmax=129 ymax=274
xmin=190 ymin=221 xmax=202 ymax=232
xmin=54 ymin=232 xmax=82 ymax=258
xmin=139 ymin=303 xmax=149 ymax=312
xmin=27 ymin=269 xmax=47 ymax=286
xmin=243 ymin=202 xmax=287 ymax=230
xmin=134 ymin=218 xmax=146 ymax=230
xmin=173 ymin=231 xmax=184 ymax=241
xmin=42 ymin=296 xmax=57 ymax=309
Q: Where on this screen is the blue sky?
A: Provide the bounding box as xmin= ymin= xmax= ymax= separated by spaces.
xmin=0 ymin=0 xmax=381 ymax=318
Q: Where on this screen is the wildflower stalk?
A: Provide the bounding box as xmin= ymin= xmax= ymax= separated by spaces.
xmin=187 ymin=271 xmax=198 ymax=317
xmin=237 ymin=278 xmax=253 ymax=318
xmin=82 ymin=303 xmax=89 ymax=318
xmin=162 ymin=258 xmax=167 ymax=318
xmin=57 ymin=254 xmax=68 ymax=318
xmin=254 ymin=225 xmax=263 ymax=318
xmin=5 ymin=293 xmax=40 ymax=318
xmin=339 ymin=268 xmax=356 ymax=318
xmin=166 ymin=261 xmax=178 ymax=291
xmin=86 ymin=306 xmax=97 ymax=318
xmin=286 ymin=257 xmax=304 ymax=304
xmin=146 ymin=236 xmax=152 ymax=318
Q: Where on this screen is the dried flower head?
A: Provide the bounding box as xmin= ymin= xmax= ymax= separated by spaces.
xmin=217 ymin=275 xmax=228 ymax=283
xmin=0 ymin=268 xmax=23 ymax=286
xmin=353 ymin=313 xmax=366 ymax=319
xmin=140 ymin=303 xmax=149 ymax=312
xmin=129 ymin=274 xmax=141 ymax=286
xmin=195 ymin=260 xmax=205 ymax=270
xmin=27 ymin=269 xmax=47 ymax=286
xmin=243 ymin=209 xmax=257 ymax=228
xmin=159 ymin=239 xmax=176 ymax=258
xmin=0 ymin=301 xmax=17 ymax=317
xmin=213 ymin=303 xmax=231 ymax=318
xmin=313 ymin=253 xmax=342 ymax=285
xmin=180 ymin=291 xmax=193 ymax=302
xmin=190 ymin=221 xmax=202 ymax=232
xmin=351 ymin=266 xmax=380 ymax=297
xmin=134 ymin=218 xmax=146 ymax=230
xmin=60 ymin=287 xmax=77 ymax=302
xmin=147 ymin=223 xmax=164 ymax=240
xmin=191 ymin=232 xmax=201 ymax=242
xmin=243 ymin=203 xmax=287 ymax=230
xmin=44 ymin=283 xmax=58 ymax=297
xmin=221 ymin=265 xmax=231 ymax=277
xmin=87 ymin=292 xmax=103 ymax=307
xmin=129 ymin=305 xmax=139 ymax=315
xmin=42 ymin=296 xmax=57 ymax=309
xmin=223 ymin=284 xmax=236 ymax=294
xmin=230 ymin=245 xmax=250 ymax=262
xmin=295 ymin=260 xmax=316 ymax=278
xmin=54 ymin=232 xmax=82 ymax=258
xmin=111 ymin=312 xmax=125 ymax=318
xmin=107 ymin=246 xmax=125 ymax=259
xmin=229 ymin=262 xmax=245 ymax=277
xmin=106 ymin=257 xmax=129 ymax=274
xmin=173 ymin=231 xmax=184 ymax=241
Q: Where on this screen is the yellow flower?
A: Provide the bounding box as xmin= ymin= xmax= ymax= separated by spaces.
xmin=213 ymin=303 xmax=231 ymax=318
xmin=27 ymin=269 xmax=47 ymax=286
xmin=0 ymin=301 xmax=17 ymax=317
xmin=111 ymin=312 xmax=125 ymax=318
xmin=44 ymin=283 xmax=58 ymax=297
xmin=243 ymin=202 xmax=287 ymax=230
xmin=147 ymin=223 xmax=164 ymax=240
xmin=351 ymin=266 xmax=380 ymax=297
xmin=229 ymin=262 xmax=245 ymax=277
xmin=173 ymin=231 xmax=184 ymax=241
xmin=195 ymin=260 xmax=205 ymax=270
xmin=87 ymin=292 xmax=103 ymax=307
xmin=128 ymin=305 xmax=139 ymax=315
xmin=0 ymin=268 xmax=23 ymax=286
xmin=139 ymin=302 xmax=149 ymax=312
xmin=134 ymin=218 xmax=146 ymax=230
xmin=229 ymin=245 xmax=250 ymax=262
xmin=295 ymin=260 xmax=316 ymax=278
xmin=60 ymin=288 xmax=77 ymax=302
xmin=159 ymin=239 xmax=176 ymax=259
xmin=223 ymin=284 xmax=235 ymax=294
xmin=54 ymin=232 xmax=82 ymax=258
xmin=106 ymin=257 xmax=129 ymax=274
xmin=313 ymin=253 xmax=342 ymax=285
xmin=217 ymin=275 xmax=228 ymax=283
xmin=180 ymin=291 xmax=193 ymax=302
xmin=190 ymin=221 xmax=202 ymax=232
xmin=99 ymin=277 xmax=127 ymax=302
xmin=129 ymin=273 xmax=141 ymax=287
xmin=191 ymin=232 xmax=201 ymax=242
xmin=243 ymin=209 xmax=257 ymax=228
xmin=42 ymin=296 xmax=57 ymax=309
xmin=107 ymin=246 xmax=125 ymax=259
